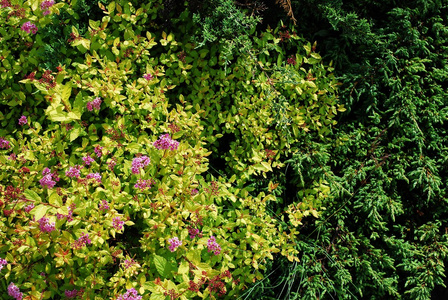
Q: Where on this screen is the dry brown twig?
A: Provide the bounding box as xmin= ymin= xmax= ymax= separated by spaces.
xmin=275 ymin=0 xmax=297 ymax=25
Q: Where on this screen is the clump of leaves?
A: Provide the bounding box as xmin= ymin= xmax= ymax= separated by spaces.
xmin=190 ymin=0 xmax=261 ymax=65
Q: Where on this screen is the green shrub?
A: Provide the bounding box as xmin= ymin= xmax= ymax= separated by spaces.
xmin=0 ymin=1 xmax=343 ymax=298
xmin=257 ymin=1 xmax=448 ymax=299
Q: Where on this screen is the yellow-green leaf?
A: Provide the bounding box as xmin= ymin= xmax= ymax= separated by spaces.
xmin=24 ymin=189 xmax=41 ymax=202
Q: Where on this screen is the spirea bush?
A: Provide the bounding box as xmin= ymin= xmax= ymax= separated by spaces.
xmin=0 ymin=0 xmax=343 ymax=299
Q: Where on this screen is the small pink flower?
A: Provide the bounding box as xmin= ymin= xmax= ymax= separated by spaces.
xmin=143 ymin=73 xmax=153 ymax=81
xmin=0 ymin=137 xmax=10 ymax=149
xmin=40 ymin=0 xmax=54 ymax=10
xmin=39 ymin=168 xmax=58 ymax=189
xmin=64 ymin=289 xmax=78 ymax=298
xmin=168 ymin=237 xmax=182 ymax=252
xmin=18 ymin=115 xmax=27 ymax=126
xmin=1 ymin=0 xmax=12 ymax=8
xmin=113 ymin=217 xmax=124 ymax=231
xmin=86 ymin=97 xmax=101 ymax=111
xmin=24 ymin=203 xmax=35 ymax=213
xmin=66 ymin=165 xmax=83 ymax=178
xmin=7 ymin=282 xmax=22 ymax=300
xmin=108 ymin=159 xmax=117 ymax=171
xmin=153 ymin=134 xmax=179 ymax=151
xmin=123 ymin=258 xmax=136 ymax=269
xmin=72 ymin=232 xmax=91 ymax=250
xmin=134 ymin=178 xmax=155 ymax=190
xmin=99 ymin=200 xmax=109 ymax=211
xmin=117 ymin=288 xmax=142 ymax=300
xmin=40 ymin=0 xmax=54 ymax=15
xmin=188 ymin=227 xmax=201 ymax=239
xmin=0 ymin=258 xmax=7 ymax=272
xmin=207 ymin=235 xmax=221 ymax=255
xmin=131 ymin=156 xmax=151 ymax=174
xmin=86 ymin=172 xmax=101 ymax=183
xmin=91 ymin=97 xmax=101 ymax=109
xmin=94 ymin=145 xmax=103 ymax=158
xmin=287 ymin=55 xmax=296 ymax=66
xmin=21 ymin=21 xmax=38 ymax=34
xmin=82 ymin=155 xmax=94 ymax=166
xmin=38 ymin=217 xmax=56 ymax=233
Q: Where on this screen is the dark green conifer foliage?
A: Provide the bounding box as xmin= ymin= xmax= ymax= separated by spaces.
xmin=253 ymin=0 xmax=448 ymax=299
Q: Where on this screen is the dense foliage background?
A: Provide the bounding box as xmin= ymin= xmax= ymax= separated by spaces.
xmin=259 ymin=0 xmax=448 ymax=299
xmin=1 ymin=0 xmax=448 ymax=299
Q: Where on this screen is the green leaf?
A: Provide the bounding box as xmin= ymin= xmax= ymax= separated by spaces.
xmin=153 ymin=255 xmax=171 ymax=278
xmin=73 ymin=90 xmax=84 ymax=115
xmin=178 ymin=261 xmax=189 ymax=275
xmin=56 ymin=206 xmax=69 ymax=216
xmin=30 ymin=0 xmax=38 ymax=11
xmin=70 ymin=127 xmax=81 ymax=142
xmin=80 ymin=39 xmax=91 ymax=50
xmin=23 ymin=189 xmax=41 ymax=202
xmin=150 ymin=293 xmax=166 ymax=300
xmin=71 ymin=26 xmax=79 ymax=36
xmin=31 ymin=205 xmax=48 ymax=220
xmin=49 ymin=191 xmax=62 ymax=207
xmin=261 ymin=161 xmax=273 ymax=172
xmin=61 ymin=82 xmax=72 ymax=104
xmin=67 ymin=112 xmax=81 ymax=121
xmin=89 ymin=19 xmax=100 ymax=30
xmin=186 ymin=249 xmax=201 ymax=265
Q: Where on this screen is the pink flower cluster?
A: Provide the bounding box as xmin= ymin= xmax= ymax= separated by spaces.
xmin=188 ymin=228 xmax=202 ymax=239
xmin=72 ymin=232 xmax=91 ymax=250
xmin=21 ymin=21 xmax=38 ymax=34
xmin=0 ymin=258 xmax=7 ymax=272
xmin=82 ymin=155 xmax=95 ymax=165
xmin=39 ymin=168 xmax=58 ymax=189
xmin=1 ymin=0 xmax=11 ymax=8
xmin=24 ymin=203 xmax=35 ymax=213
xmin=99 ymin=200 xmax=109 ymax=211
xmin=94 ymin=145 xmax=103 ymax=157
xmin=134 ymin=178 xmax=154 ymax=190
xmin=153 ymin=134 xmax=179 ymax=151
xmin=113 ymin=217 xmax=124 ymax=231
xmin=86 ymin=172 xmax=101 ymax=183
xmin=287 ymin=55 xmax=297 ymax=66
xmin=64 ymin=289 xmax=78 ymax=298
xmin=40 ymin=0 xmax=54 ymax=15
xmin=131 ymin=156 xmax=150 ymax=174
xmin=86 ymin=97 xmax=101 ymax=111
xmin=117 ymin=288 xmax=142 ymax=300
xmin=38 ymin=217 xmax=56 ymax=233
xmin=66 ymin=165 xmax=83 ymax=178
xmin=108 ymin=159 xmax=117 ymax=171
xmin=207 ymin=235 xmax=221 ymax=255
xmin=0 ymin=137 xmax=10 ymax=149
xmin=123 ymin=258 xmax=136 ymax=269
xmin=8 ymin=282 xmax=22 ymax=300
xmin=18 ymin=115 xmax=27 ymax=126
xmin=168 ymin=237 xmax=182 ymax=252
xmin=143 ymin=73 xmax=153 ymax=81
